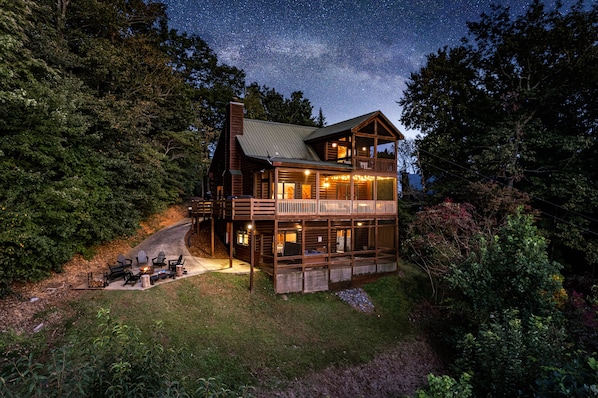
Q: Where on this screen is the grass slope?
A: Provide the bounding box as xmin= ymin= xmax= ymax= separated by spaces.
xmin=61 ymin=265 xmax=424 ymax=391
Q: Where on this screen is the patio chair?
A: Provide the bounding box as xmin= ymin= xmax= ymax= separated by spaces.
xmin=136 ymin=250 xmax=149 ymax=267
xmin=168 ymin=254 xmax=186 ymax=274
xmin=123 ymin=269 xmax=141 ymax=286
xmin=152 ymin=251 xmax=167 ymax=268
xmin=117 ymin=253 xmax=133 ymax=268
xmin=105 ymin=254 xmax=133 ymax=283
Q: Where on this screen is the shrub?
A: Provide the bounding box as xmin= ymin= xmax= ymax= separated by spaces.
xmin=446 ymin=211 xmax=564 ymax=321
xmin=413 ymin=373 xmax=473 ymax=398
xmin=0 ymin=309 xmax=252 ymax=397
xmin=457 ymin=309 xmax=567 ymax=396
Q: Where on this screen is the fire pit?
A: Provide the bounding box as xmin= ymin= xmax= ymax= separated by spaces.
xmin=139 ymin=265 xmax=155 ymax=275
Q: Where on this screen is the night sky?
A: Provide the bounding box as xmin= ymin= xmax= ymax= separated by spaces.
xmin=162 ymin=0 xmax=578 ymax=138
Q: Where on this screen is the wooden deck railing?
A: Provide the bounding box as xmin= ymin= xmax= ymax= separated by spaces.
xmin=354 ymin=156 xmax=397 ymax=172
xmin=195 ymin=198 xmax=397 ymax=220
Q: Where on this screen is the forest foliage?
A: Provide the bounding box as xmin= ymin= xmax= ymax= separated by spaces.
xmin=400 ymin=0 xmax=598 ymax=273
xmin=0 ymin=0 xmax=318 ymax=296
xmin=402 ymin=1 xmax=598 ymax=396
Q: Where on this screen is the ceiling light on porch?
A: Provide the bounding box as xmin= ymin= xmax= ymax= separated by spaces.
xmin=356 ymin=222 xmax=363 ymax=226
xmin=247 ymin=224 xmax=252 ymax=230
xmin=304 ymin=170 xmax=310 ymax=176
xmin=332 ymin=142 xmax=337 ymax=148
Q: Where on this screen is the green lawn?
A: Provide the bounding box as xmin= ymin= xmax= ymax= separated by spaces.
xmin=7 ymin=261 xmax=428 ymax=394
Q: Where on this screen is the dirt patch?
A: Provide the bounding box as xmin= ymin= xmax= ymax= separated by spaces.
xmin=186 ymin=220 xmax=229 ymax=259
xmin=255 ymin=339 xmax=445 ymax=398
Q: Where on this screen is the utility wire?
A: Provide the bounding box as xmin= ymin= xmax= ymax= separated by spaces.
xmin=419 ymin=154 xmax=598 ymax=238
xmin=417 ymin=147 xmax=598 ymax=225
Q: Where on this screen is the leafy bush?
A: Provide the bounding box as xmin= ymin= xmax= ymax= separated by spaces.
xmin=447 ymin=211 xmax=564 ymax=321
xmin=413 ymin=373 xmax=473 ymax=398
xmin=457 ymin=309 xmax=567 ymax=396
xmin=0 ymin=309 xmax=252 ymax=397
xmin=534 ymin=353 xmax=598 ymax=397
xmin=405 ymin=200 xmax=481 ymax=302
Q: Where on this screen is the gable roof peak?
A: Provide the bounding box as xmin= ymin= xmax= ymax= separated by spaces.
xmin=305 ymin=110 xmax=403 ymax=142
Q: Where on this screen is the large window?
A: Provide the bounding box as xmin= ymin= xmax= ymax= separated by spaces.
xmin=277 ymin=182 xmax=295 ymax=199
xmin=276 ymin=230 xmax=301 ymax=256
xmin=336 ymin=229 xmax=351 ymax=253
xmin=237 ymin=229 xmax=249 ymax=246
xmin=376 ymin=177 xmax=395 ymax=200
xmin=301 ymin=184 xmax=311 ymax=199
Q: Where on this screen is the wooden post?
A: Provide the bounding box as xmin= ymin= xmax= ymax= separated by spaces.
xmin=228 ymin=222 xmax=233 ymax=268
xmin=210 ymin=216 xmax=215 ymax=258
xmin=273 ymin=220 xmax=278 ymax=292
xmin=249 ymin=221 xmax=255 ymax=293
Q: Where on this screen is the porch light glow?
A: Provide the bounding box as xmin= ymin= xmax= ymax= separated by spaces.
xmin=304 ymin=170 xmax=310 ymax=176
xmin=247 ymin=224 xmax=252 ymax=230
xmin=328 ymin=174 xmax=376 ymax=182
xmin=322 ymin=182 xmax=330 ymax=188
xmin=356 ymin=222 xmax=363 ymax=226
xmin=332 ymin=142 xmax=337 ymax=148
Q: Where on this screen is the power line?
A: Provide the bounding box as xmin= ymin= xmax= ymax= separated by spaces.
xmin=417 ymin=150 xmax=598 ymax=237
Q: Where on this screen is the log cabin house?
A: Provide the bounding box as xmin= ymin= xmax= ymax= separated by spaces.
xmin=204 ymin=101 xmax=404 ymax=293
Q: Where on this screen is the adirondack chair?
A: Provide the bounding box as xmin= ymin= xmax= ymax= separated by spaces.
xmin=105 ymin=254 xmax=133 ymax=283
xmin=136 ymin=250 xmax=149 ymax=267
xmin=152 ymin=251 xmax=167 ymax=268
xmin=117 ymin=254 xmax=133 ymax=267
xmin=123 ymin=269 xmax=141 ymax=286
xmin=168 ymin=254 xmax=186 ymax=274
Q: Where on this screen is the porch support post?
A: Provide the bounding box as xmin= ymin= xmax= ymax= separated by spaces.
xmin=273 ymin=220 xmax=278 ymax=293
xmin=249 ymin=221 xmax=255 ymax=293
xmin=211 ymin=216 xmax=215 ymax=258
xmin=395 ymin=215 xmax=399 ymax=265
xmin=301 ymin=219 xmax=305 ymax=292
xmin=228 ymin=222 xmax=233 ymax=268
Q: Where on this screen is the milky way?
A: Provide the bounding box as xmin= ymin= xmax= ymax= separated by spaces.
xmin=162 ymin=0 xmax=579 ymax=137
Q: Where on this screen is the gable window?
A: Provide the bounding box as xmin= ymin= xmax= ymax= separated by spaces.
xmin=336 ymin=137 xmax=352 ymax=164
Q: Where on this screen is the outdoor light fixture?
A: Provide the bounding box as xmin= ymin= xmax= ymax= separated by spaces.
xmin=247 ymin=224 xmax=252 ymax=230
xmin=356 ymin=222 xmax=363 ymax=226
xmin=332 ymin=142 xmax=337 ymax=148
xmin=304 ymin=170 xmax=310 ymax=176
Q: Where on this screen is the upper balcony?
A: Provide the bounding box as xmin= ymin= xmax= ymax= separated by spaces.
xmin=353 ymin=156 xmax=397 ymax=173
xmin=194 ymin=198 xmax=397 ymax=221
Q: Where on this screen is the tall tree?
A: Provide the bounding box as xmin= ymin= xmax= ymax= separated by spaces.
xmin=165 ymin=30 xmax=246 ymax=133
xmin=400 ymin=0 xmax=598 ymax=269
xmin=243 ymin=83 xmax=317 ymax=126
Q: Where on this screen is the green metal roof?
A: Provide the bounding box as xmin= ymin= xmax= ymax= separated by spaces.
xmin=236 ymin=112 xmax=402 ymax=170
xmin=237 ymin=119 xmax=319 ymax=161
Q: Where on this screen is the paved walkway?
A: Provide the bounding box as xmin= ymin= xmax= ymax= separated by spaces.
xmin=90 ymin=218 xmax=253 ymax=291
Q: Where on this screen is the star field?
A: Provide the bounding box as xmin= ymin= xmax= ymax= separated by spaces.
xmin=162 ymin=0 xmax=578 ymax=137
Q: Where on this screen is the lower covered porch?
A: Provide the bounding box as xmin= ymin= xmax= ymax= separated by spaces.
xmin=219 ymin=217 xmax=399 ymax=294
